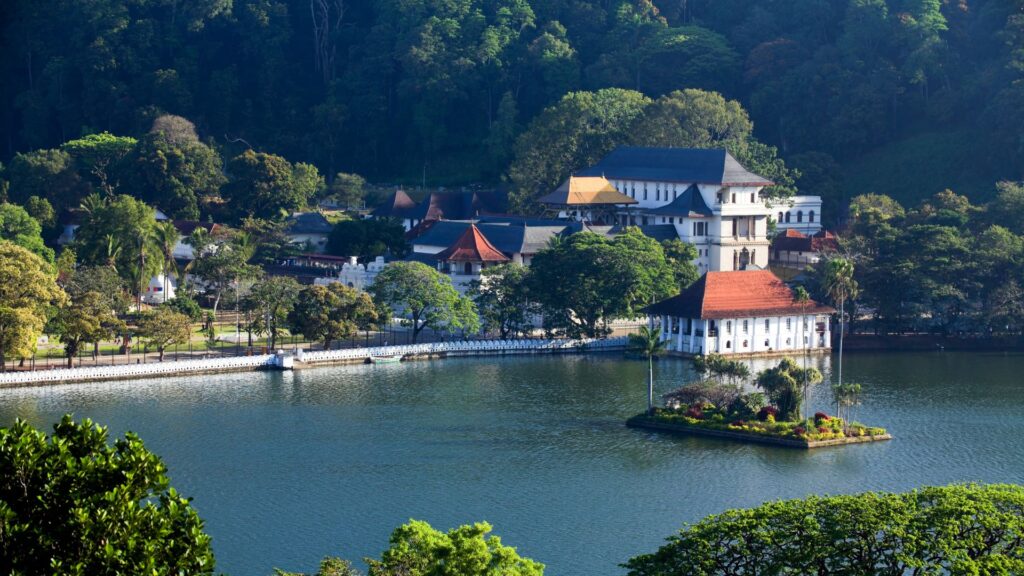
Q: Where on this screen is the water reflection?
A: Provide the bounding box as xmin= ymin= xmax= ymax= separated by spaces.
xmin=0 ymin=352 xmax=1021 ymax=576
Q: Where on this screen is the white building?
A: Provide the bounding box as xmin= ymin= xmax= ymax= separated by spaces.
xmin=646 ymin=270 xmax=833 ymax=357
xmin=575 ymin=147 xmax=774 ymax=271
xmin=313 ymin=256 xmax=387 ymax=291
xmin=774 ymin=195 xmax=823 ymax=235
xmin=285 ymin=212 xmax=333 ymax=253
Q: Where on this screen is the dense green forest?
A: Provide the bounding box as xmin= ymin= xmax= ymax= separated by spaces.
xmin=1 ymin=0 xmax=1022 ymax=210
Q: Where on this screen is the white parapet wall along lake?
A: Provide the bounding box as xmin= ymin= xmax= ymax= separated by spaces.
xmin=0 ymin=338 xmax=628 ymax=387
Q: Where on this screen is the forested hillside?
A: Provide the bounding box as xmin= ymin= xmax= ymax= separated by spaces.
xmin=1 ymin=0 xmax=1022 ymax=210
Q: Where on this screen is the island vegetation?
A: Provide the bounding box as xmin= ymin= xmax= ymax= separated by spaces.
xmin=628 ymin=354 xmax=888 ymax=447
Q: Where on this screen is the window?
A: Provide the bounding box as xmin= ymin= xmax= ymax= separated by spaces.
xmin=717 ymin=193 xmax=723 ymax=203
xmin=786 ymin=318 xmax=792 ymax=330
xmin=742 ymin=320 xmax=748 ymax=334
xmin=726 ymin=321 xmax=732 ymax=335
xmin=809 ymin=210 xmax=815 ymax=222
xmin=803 ymin=317 xmax=809 ymax=329
xmin=797 ymin=211 xmax=803 ymax=223
xmin=742 ymin=340 xmax=748 ymax=348
xmin=726 ymin=341 xmax=731 ymax=349
xmin=778 ymin=211 xmax=784 ymax=222
xmin=765 ymin=340 xmax=770 ymax=347
xmin=764 ymin=319 xmax=770 ymax=331
xmin=731 ymin=193 xmax=736 ymax=203
xmin=464 ymin=262 xmax=473 ymax=275
xmin=643 ymin=184 xmax=648 ymax=200
xmin=750 ymin=193 xmax=755 ymax=202
xmin=785 ymin=212 xmax=791 ymax=223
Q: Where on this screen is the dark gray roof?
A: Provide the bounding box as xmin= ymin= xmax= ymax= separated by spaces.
xmin=287 ymin=212 xmax=333 ymax=234
xmin=645 ymin=184 xmax=713 ymax=217
xmin=577 ymin=147 xmax=772 ymax=186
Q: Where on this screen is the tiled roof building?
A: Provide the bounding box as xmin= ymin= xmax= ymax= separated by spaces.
xmin=646 ymin=270 xmax=834 ymax=356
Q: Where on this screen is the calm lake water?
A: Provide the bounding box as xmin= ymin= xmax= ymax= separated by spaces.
xmin=1 ymin=351 xmax=1023 ymax=575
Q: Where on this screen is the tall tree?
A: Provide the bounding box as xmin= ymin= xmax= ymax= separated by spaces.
xmin=629 ymin=325 xmax=666 ymax=415
xmin=249 ymin=276 xmax=301 ymax=350
xmin=369 ymin=261 xmax=478 ymax=343
xmin=821 ymin=257 xmax=858 ymax=389
xmin=289 ymin=283 xmax=379 ymax=349
xmin=0 ymin=241 xmax=67 ymax=370
xmin=468 ymin=263 xmax=536 ymax=339
xmin=0 ymin=202 xmax=53 ymax=262
xmin=51 ymin=291 xmax=122 ymax=368
xmin=222 ymin=151 xmax=318 ymax=220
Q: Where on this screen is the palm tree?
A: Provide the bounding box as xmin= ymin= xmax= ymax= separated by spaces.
xmin=154 ymin=221 xmax=181 ymax=303
xmin=794 ymin=286 xmax=811 ymax=420
xmin=822 ymin=257 xmax=859 ymax=392
xmin=629 ymin=325 xmax=667 ymax=415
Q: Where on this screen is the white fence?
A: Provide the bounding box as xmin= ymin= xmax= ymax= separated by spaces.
xmin=0 ymin=338 xmax=628 ymax=387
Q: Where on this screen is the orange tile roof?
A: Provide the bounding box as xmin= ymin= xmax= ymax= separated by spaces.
xmin=647 ymin=270 xmax=834 ymax=319
xmin=435 ymin=224 xmax=510 ymax=263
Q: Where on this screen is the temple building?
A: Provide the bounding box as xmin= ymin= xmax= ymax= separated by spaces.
xmin=574 ymin=147 xmax=774 ymax=271
xmin=371 ymin=189 xmax=507 ymax=231
xmin=645 ymin=270 xmax=833 ymax=357
xmin=537 ymin=176 xmax=636 ymax=223
xmin=433 ymin=224 xmax=510 ymax=292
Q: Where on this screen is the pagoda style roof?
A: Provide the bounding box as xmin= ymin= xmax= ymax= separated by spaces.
xmin=577 ymin=147 xmax=773 ymax=186
xmin=644 ymin=184 xmax=713 ymax=217
xmin=538 ymin=176 xmax=638 ymax=206
xmin=646 ymin=270 xmax=834 ymax=319
xmin=371 ymin=189 xmax=418 ymax=218
xmin=435 ymin=224 xmax=510 ymax=263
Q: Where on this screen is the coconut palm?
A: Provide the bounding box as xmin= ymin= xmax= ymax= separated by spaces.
xmin=154 ymin=221 xmax=181 ymax=303
xmin=822 ymin=257 xmax=859 ymax=391
xmin=793 ymin=286 xmax=811 ymax=420
xmin=629 ymin=325 xmax=667 ymax=415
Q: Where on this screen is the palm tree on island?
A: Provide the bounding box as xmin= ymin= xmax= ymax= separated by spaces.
xmin=794 ymin=285 xmax=811 ymax=420
xmin=822 ymin=257 xmax=859 ymax=411
xmin=629 ymin=325 xmax=667 ymax=415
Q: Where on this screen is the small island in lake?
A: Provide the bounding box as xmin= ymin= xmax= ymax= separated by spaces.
xmin=626 ymin=352 xmax=890 ymax=449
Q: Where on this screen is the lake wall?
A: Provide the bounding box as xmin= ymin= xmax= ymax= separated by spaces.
xmin=0 ymin=338 xmax=629 ymax=388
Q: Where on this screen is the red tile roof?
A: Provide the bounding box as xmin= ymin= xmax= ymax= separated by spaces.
xmin=772 ymin=228 xmax=839 ymax=253
xmin=647 ymin=270 xmax=834 ymax=319
xmin=435 ymin=224 xmax=510 ymax=263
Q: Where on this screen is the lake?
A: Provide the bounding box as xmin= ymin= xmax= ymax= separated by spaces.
xmin=1 ymin=351 xmax=1022 ymax=575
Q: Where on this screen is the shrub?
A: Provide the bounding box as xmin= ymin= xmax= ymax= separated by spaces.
xmin=794 ymin=426 xmax=806 ymax=436
xmin=727 ymin=392 xmax=767 ymax=419
xmin=814 ymin=412 xmax=830 ymax=421
xmin=162 ymin=295 xmax=203 ymax=322
xmin=757 ymin=406 xmax=778 ymax=422
xmin=684 ymin=406 xmax=704 ymax=419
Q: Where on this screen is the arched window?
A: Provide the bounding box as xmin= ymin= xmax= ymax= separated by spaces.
xmin=785 ymin=212 xmax=791 ymax=223
xmin=797 ymin=210 xmax=803 ymax=223
xmin=778 ymin=212 xmax=784 ymax=222
xmin=809 ymin=210 xmax=815 ymax=222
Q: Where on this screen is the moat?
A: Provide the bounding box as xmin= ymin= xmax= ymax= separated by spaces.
xmin=0 ymin=351 xmax=1021 ymax=575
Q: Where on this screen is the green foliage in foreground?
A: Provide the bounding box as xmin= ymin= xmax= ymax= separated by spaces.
xmin=624 ymin=484 xmax=1024 ymax=576
xmin=277 ymin=519 xmax=544 ymax=576
xmin=0 ymin=416 xmax=215 ymax=575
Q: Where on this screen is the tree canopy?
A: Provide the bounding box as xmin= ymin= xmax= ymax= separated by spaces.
xmin=625 ymin=483 xmax=1024 ymax=576
xmin=0 ymin=416 xmax=215 ymax=575
xmin=0 ymin=241 xmax=67 ymax=369
xmin=370 ymin=261 xmax=479 ymax=342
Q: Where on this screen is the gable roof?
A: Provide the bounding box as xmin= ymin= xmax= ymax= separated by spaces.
xmin=645 ymin=184 xmax=713 ymax=217
xmin=287 ymin=212 xmax=333 ymax=234
xmin=538 ymin=176 xmax=638 ymax=206
xmin=577 ymin=147 xmax=773 ymax=186
xmin=371 ymin=189 xmax=418 ymax=218
xmin=646 ymin=270 xmax=834 ymax=319
xmin=435 ymin=224 xmax=510 ymax=263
